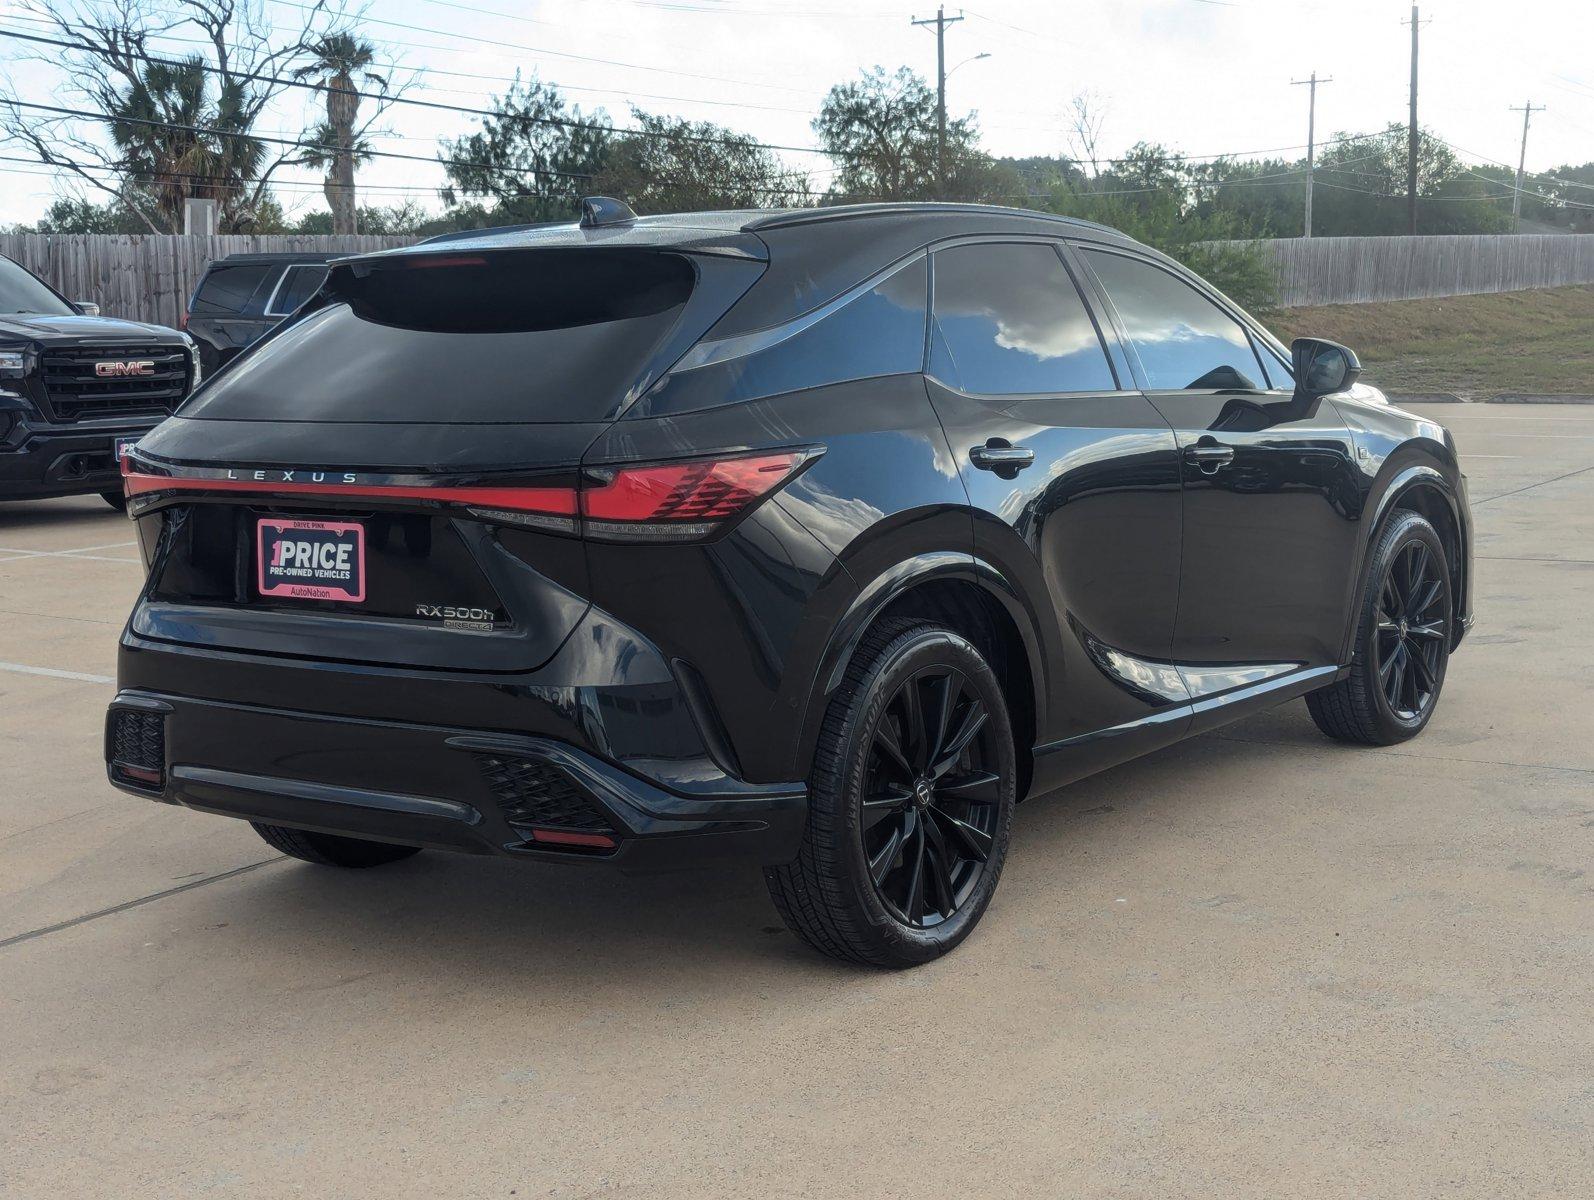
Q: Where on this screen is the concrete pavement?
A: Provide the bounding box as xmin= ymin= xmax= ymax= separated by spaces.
xmin=2 ymin=403 xmax=1590 ymax=1198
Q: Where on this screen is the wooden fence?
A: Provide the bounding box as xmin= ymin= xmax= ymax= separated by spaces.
xmin=1234 ymin=234 xmax=1594 ymax=308
xmin=6 ymin=231 xmax=1594 ymax=324
xmin=0 ymin=234 xmax=416 ymax=329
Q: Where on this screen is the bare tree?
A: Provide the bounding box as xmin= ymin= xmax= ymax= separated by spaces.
xmin=0 ymin=0 xmax=368 ymax=231
xmin=1064 ymin=89 xmax=1108 ymax=179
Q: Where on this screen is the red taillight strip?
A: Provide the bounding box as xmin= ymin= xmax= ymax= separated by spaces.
xmin=121 ymin=471 xmax=578 ymax=515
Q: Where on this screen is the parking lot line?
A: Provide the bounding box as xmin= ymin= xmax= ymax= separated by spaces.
xmin=0 ymin=541 xmax=137 ymax=557
xmin=0 ymin=660 xmax=112 ymax=684
xmin=0 ymin=858 xmax=284 ymax=951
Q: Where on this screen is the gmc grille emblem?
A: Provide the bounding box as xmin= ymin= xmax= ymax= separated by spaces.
xmin=95 ymin=360 xmax=156 ymax=378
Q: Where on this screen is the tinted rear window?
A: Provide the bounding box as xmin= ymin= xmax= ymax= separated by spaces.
xmin=181 ymin=249 xmax=696 ymax=424
xmin=191 ymin=263 xmax=275 ymax=315
xmin=265 ymin=264 xmax=328 ymax=315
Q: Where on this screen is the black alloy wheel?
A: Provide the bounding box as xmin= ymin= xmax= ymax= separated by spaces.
xmin=1307 ymin=510 xmax=1452 ymax=746
xmin=764 ymin=618 xmax=1017 ymax=968
xmin=862 ymin=665 xmax=1001 ymax=929
xmin=1375 ymin=538 xmax=1448 ymax=721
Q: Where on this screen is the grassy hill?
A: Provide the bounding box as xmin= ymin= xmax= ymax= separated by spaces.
xmin=1267 ymin=285 xmax=1594 ymax=397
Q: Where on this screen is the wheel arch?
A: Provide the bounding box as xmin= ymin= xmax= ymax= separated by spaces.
xmin=798 ymin=552 xmax=1047 ymax=801
xmin=1344 ymin=462 xmax=1468 ymax=661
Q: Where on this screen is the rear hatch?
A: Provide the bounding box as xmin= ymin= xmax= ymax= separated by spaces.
xmin=126 ymin=243 xmax=764 ymax=672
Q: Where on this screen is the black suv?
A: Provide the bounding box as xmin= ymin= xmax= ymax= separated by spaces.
xmin=184 ymin=252 xmax=333 ymax=376
xmin=1 ymin=253 xmax=196 ymax=508
xmin=106 ymin=200 xmax=1472 ymax=967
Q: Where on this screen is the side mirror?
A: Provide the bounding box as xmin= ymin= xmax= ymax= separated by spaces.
xmin=1291 ymin=337 xmax=1361 ymax=398
xmin=73 ymin=300 xmax=101 ymax=317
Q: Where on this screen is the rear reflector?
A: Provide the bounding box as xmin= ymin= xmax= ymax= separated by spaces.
xmin=529 ymin=828 xmax=618 ymax=849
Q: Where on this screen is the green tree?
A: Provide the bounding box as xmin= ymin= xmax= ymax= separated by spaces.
xmin=438 ymin=75 xmax=612 ymax=224
xmin=814 ymin=66 xmax=1002 ymax=202
xmin=590 ymin=109 xmax=810 ymax=213
xmin=294 ymin=32 xmax=389 ymax=235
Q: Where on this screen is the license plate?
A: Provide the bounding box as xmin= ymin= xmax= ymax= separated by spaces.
xmin=114 ymin=436 xmax=139 ymax=462
xmin=257 ymin=518 xmax=366 ymax=603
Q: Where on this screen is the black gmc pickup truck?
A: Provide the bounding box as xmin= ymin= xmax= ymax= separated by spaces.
xmin=1 ymin=252 xmax=197 ymax=509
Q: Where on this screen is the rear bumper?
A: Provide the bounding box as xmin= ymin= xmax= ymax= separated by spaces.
xmin=105 ymin=689 xmax=807 ymax=872
xmin=0 ymin=417 xmax=160 ymax=499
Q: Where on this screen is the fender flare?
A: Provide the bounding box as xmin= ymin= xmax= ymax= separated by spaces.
xmin=1341 ymin=462 xmax=1466 ymax=661
xmin=794 ymin=550 xmax=1051 ymax=774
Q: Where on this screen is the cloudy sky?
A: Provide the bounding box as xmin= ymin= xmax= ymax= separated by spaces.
xmin=1 ymin=0 xmax=1590 ymax=226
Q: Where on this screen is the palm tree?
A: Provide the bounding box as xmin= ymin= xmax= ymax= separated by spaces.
xmin=295 ymin=33 xmax=386 ymax=234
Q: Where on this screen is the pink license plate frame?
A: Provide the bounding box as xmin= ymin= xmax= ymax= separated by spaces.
xmin=256 ymin=518 xmax=366 ymax=603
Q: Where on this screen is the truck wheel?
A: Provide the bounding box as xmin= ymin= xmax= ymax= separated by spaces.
xmin=250 ymin=822 xmax=423 ymax=868
xmin=765 ymin=619 xmax=1017 ymax=968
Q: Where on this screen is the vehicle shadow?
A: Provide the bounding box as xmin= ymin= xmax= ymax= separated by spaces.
xmin=0 ymin=496 xmax=123 ymax=534
xmin=199 ymin=706 xmax=1328 ymax=992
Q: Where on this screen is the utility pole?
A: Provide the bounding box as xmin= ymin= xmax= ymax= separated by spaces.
xmin=1291 ymin=71 xmax=1333 ymax=238
xmin=912 ymin=5 xmax=964 ymax=197
xmin=1510 ymin=100 xmax=1546 ymax=230
xmin=1402 ymin=5 xmax=1427 ymax=235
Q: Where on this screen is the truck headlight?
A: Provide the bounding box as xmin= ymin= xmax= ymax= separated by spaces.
xmin=0 ymin=350 xmax=25 ymax=377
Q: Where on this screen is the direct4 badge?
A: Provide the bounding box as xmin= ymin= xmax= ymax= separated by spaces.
xmin=414 ymin=603 xmax=496 ymax=631
xmin=257 ymin=518 xmax=366 ymax=602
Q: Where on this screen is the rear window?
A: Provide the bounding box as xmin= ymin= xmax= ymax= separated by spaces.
xmin=191 ymin=263 xmax=275 ymax=315
xmin=264 ymin=263 xmax=329 ymax=316
xmin=181 ymin=249 xmax=697 ymax=424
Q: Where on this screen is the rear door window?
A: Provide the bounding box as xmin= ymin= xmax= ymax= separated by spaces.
xmin=181 ymin=248 xmax=698 ymax=424
xmin=265 ymin=264 xmax=329 ymax=316
xmin=641 ymin=255 xmax=927 ymax=415
xmin=930 ymin=242 xmax=1116 ymax=395
xmin=1082 ymin=249 xmax=1266 ymax=391
xmin=190 ymin=263 xmax=275 ymax=316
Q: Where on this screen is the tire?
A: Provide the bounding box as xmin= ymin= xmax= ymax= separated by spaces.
xmin=1307 ymin=510 xmax=1453 ymax=746
xmin=100 ymin=490 xmax=127 ymax=512
xmin=765 ymin=619 xmax=1018 ymax=968
xmin=250 ymin=822 xmax=423 ymax=868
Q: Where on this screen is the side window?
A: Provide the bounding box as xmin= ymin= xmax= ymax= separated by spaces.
xmin=266 ymin=264 xmax=329 ymax=316
xmin=1262 ymin=343 xmax=1295 ymax=389
xmin=189 ymin=263 xmax=273 ymax=315
xmin=642 ymin=255 xmax=927 ymax=415
xmin=1083 ymin=250 xmax=1266 ymax=391
xmin=931 ymin=242 xmax=1116 ymax=395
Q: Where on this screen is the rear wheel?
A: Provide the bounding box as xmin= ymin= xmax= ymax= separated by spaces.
xmin=1308 ymin=510 xmax=1452 ymax=745
xmin=250 ymin=822 xmax=423 ymax=868
xmin=765 ymin=619 xmax=1017 ymax=968
xmin=99 ymin=490 xmax=127 ymax=512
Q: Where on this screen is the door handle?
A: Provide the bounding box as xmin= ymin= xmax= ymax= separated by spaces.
xmin=1184 ymin=442 xmax=1235 ymax=472
xmin=970 ymin=441 xmax=1035 ymax=474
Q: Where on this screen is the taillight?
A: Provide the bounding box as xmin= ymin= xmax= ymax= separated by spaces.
xmin=120 ymin=449 xmax=813 ymax=543
xmin=580 ymin=451 xmax=808 ymax=542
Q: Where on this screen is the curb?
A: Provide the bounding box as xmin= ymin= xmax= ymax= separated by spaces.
xmin=1484 ymin=394 xmax=1594 ymax=404
xmin=1387 ymin=392 xmax=1465 ymax=404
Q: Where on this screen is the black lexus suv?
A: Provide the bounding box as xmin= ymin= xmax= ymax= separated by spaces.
xmin=106 ymin=199 xmax=1472 ymax=967
xmin=0 ymin=253 xmax=197 ymax=507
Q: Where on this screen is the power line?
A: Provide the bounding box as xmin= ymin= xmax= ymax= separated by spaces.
xmin=0 ymin=98 xmax=594 ymax=182
xmin=0 ymin=26 xmax=847 ymax=159
xmin=261 ymin=0 xmax=816 ymax=96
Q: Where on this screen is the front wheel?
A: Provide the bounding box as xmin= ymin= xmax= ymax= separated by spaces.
xmin=765 ymin=619 xmax=1017 ymax=968
xmin=1308 ymin=510 xmax=1452 ymax=745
